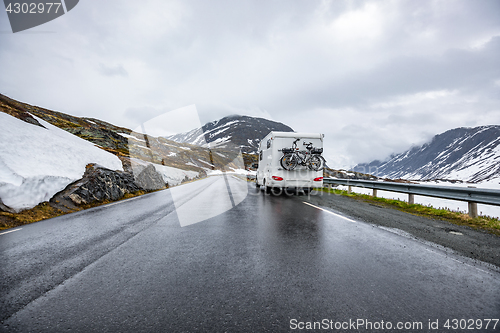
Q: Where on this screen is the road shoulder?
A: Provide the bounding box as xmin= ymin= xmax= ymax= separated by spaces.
xmin=305 ymin=192 xmax=500 ymax=268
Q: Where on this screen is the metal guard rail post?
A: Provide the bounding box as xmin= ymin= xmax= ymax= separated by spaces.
xmin=323 ymin=178 xmax=500 ymax=218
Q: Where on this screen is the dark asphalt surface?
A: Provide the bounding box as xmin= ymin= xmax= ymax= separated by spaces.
xmin=1 ymin=176 xmax=499 ymax=332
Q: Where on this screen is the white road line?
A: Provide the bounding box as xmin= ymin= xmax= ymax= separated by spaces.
xmin=0 ymin=228 xmax=22 ymax=236
xmin=103 ymin=193 xmax=147 ymax=208
xmin=302 ymin=202 xmax=356 ymax=223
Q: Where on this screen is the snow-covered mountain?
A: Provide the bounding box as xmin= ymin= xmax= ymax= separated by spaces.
xmin=353 ymin=125 xmax=500 ymax=183
xmin=166 ymin=115 xmax=294 ymax=153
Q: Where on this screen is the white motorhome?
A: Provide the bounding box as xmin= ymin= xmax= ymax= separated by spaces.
xmin=255 ymin=132 xmax=324 ymax=194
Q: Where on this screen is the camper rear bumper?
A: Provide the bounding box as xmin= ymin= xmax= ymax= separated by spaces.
xmin=268 ymin=179 xmax=323 ymax=188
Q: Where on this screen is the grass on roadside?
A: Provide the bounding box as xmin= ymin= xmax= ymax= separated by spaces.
xmin=0 ymin=202 xmax=65 ymax=230
xmin=0 ymin=190 xmax=148 ymax=231
xmin=319 ymin=188 xmax=500 ymax=236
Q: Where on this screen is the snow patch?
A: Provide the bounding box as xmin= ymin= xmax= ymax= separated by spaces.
xmin=210 ymin=136 xmax=232 ymax=146
xmin=337 ymin=180 xmax=500 ymax=218
xmin=208 ymin=127 xmax=230 ymax=139
xmin=130 ymin=158 xmax=199 ymax=186
xmin=120 ymin=132 xmax=146 ymax=142
xmin=197 ymin=159 xmax=214 ymax=167
xmin=0 ymin=113 xmax=123 ymax=211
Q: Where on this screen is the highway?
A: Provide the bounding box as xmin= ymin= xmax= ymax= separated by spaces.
xmin=1 ymin=175 xmax=499 ymax=332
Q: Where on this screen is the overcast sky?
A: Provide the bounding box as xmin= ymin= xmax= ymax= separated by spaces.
xmin=1 ymin=0 xmax=499 ymax=168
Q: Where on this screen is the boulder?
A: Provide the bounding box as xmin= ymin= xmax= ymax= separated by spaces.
xmin=50 ymin=164 xmax=151 ymax=211
xmin=133 ymin=164 xmax=167 ymax=191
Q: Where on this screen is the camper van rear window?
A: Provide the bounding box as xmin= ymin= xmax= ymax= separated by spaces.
xmin=267 ymin=139 xmax=271 ymax=149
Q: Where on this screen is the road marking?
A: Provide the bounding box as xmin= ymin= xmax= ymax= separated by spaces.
xmin=104 ymin=194 xmax=146 ymax=208
xmin=0 ymin=228 xmax=22 ymax=236
xmin=302 ymin=202 xmax=356 ymax=223
xmin=303 ymin=202 xmax=499 ymax=275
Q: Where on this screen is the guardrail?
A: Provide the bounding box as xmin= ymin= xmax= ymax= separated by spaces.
xmin=323 ymin=178 xmax=500 ymax=218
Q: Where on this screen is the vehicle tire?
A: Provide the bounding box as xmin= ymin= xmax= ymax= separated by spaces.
xmin=263 ymin=179 xmax=270 ymax=194
xmin=255 ymin=177 xmax=260 ymax=188
xmin=318 ymin=155 xmax=326 ymax=171
xmin=309 ymin=155 xmax=324 ymax=171
xmin=271 ymin=187 xmax=283 ymax=196
xmin=280 ymin=153 xmax=298 ymax=170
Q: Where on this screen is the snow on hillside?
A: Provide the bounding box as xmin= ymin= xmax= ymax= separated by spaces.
xmin=130 ymin=158 xmax=199 ymax=186
xmin=334 ymin=179 xmax=500 ymax=219
xmin=0 ymin=113 xmax=123 ymax=211
xmin=354 ymin=126 xmax=500 ymax=183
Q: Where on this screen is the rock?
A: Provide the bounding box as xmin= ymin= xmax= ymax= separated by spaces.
xmin=133 ymin=164 xmax=167 ymax=191
xmin=50 ymin=164 xmax=145 ymax=211
xmin=0 ymin=198 xmax=16 ymax=214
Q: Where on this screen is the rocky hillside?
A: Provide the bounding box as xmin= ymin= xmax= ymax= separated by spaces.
xmin=0 ymin=93 xmax=131 ymax=156
xmin=0 ymin=93 xmax=245 ymax=177
xmin=353 ymin=126 xmax=500 ymax=183
xmin=0 ymin=93 xmax=250 ymax=218
xmin=166 ymin=115 xmax=294 ymax=154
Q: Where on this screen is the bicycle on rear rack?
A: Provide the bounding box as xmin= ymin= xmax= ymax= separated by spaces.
xmin=280 ymin=138 xmax=325 ymax=171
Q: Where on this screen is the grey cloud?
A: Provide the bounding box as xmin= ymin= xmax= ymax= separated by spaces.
xmin=98 ymin=63 xmax=128 ymax=77
xmin=1 ymin=0 xmax=499 ymax=168
xmin=124 ymin=106 xmax=168 ymax=125
xmin=281 ymin=36 xmax=500 ymax=113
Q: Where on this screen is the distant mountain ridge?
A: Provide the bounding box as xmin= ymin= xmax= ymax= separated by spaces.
xmin=353 ymin=125 xmax=500 ymax=183
xmin=166 ymin=115 xmax=294 ymax=154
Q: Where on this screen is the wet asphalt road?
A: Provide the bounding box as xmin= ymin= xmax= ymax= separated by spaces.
xmin=1 ymin=176 xmax=499 ymax=332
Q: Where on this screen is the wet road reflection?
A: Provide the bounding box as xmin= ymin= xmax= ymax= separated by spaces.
xmin=3 ymin=181 xmax=500 ymax=332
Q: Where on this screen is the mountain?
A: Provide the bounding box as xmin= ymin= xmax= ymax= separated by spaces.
xmin=166 ymin=115 xmax=294 ymax=154
xmin=353 ymin=126 xmax=500 ymax=183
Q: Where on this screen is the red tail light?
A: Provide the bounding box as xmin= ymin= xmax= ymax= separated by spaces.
xmin=314 ymin=177 xmax=323 ymax=181
xmin=272 ymin=176 xmax=284 ymax=181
